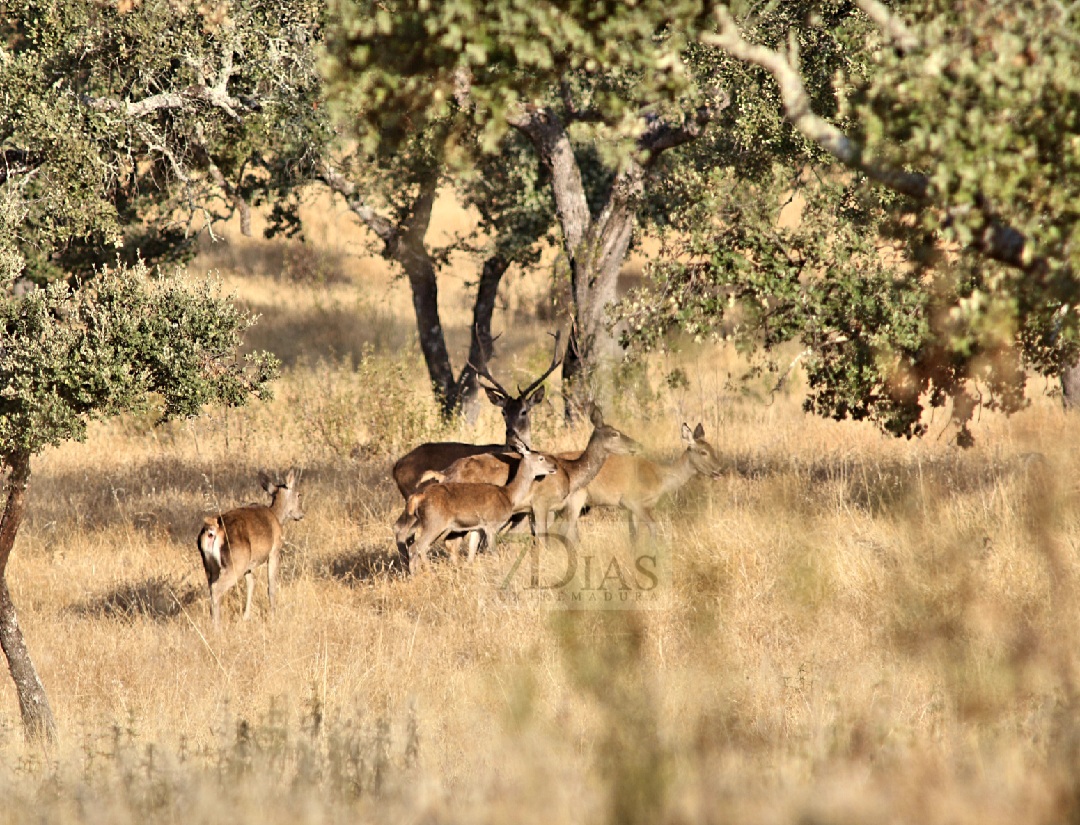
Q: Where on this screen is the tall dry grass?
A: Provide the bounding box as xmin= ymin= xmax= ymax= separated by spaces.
xmin=2 ymin=206 xmax=1080 ymax=824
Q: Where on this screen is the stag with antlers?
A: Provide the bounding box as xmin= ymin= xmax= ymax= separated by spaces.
xmin=391 ymin=332 xmax=563 ymax=499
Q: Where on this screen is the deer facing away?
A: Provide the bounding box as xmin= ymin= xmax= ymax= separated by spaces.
xmin=560 ymin=423 xmax=723 ymax=543
xmin=436 ymin=406 xmax=641 ymax=542
xmin=391 ymin=333 xmax=562 ymax=499
xmin=197 ymin=469 xmax=304 ymax=627
xmin=394 ymin=442 xmax=557 ymax=574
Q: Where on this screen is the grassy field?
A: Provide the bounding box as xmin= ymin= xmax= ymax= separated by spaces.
xmin=2 ymin=199 xmax=1080 ymax=823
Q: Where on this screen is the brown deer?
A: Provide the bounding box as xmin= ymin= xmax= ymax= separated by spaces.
xmin=392 ymin=332 xmax=562 ymax=498
xmin=394 ymin=442 xmax=557 ymax=574
xmin=436 ymin=406 xmax=641 ymax=542
xmin=196 ymin=469 xmax=304 ymax=627
xmin=560 ymin=423 xmax=723 ymax=543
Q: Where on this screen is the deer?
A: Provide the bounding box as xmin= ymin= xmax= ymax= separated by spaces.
xmin=435 ymin=406 xmax=641 ymax=544
xmin=559 ymin=423 xmax=723 ymax=543
xmin=392 ymin=332 xmax=562 ymax=499
xmin=196 ymin=469 xmax=304 ymax=628
xmin=394 ymin=441 xmax=557 ymax=574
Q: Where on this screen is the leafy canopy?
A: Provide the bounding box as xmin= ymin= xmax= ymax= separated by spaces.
xmin=1 ymin=0 xmax=325 ymax=282
xmin=619 ymin=1 xmax=1080 ymax=443
xmin=324 ymin=0 xmax=710 ymax=154
xmin=0 ymin=258 xmax=278 ymax=460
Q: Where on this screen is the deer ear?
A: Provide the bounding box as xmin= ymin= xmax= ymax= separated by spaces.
xmin=589 ymin=404 xmax=604 ymax=428
xmin=523 ymin=384 xmax=546 ymax=409
xmin=681 ymin=423 xmax=693 ymax=444
xmin=285 ymin=468 xmax=297 ymax=487
xmin=483 ymin=385 xmax=509 ymax=408
xmin=258 ymin=471 xmax=274 ymax=494
xmin=509 ymin=436 xmax=529 ymax=454
xmin=693 ymin=423 xmax=705 ymax=440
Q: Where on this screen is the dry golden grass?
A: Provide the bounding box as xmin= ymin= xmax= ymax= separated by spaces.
xmin=2 ymin=202 xmax=1080 ymax=823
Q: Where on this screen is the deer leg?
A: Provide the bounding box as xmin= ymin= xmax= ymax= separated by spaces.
xmin=208 ymin=582 xmax=223 ymax=628
xmin=481 ymin=527 xmax=497 ymax=558
xmin=393 ymin=511 xmax=415 ymax=560
xmin=209 ymin=565 xmax=241 ymax=628
xmin=466 ymin=531 xmax=483 ymax=562
xmin=242 ymin=570 xmax=256 ymax=620
xmin=561 ymin=490 xmax=586 ymax=546
xmin=532 ymin=504 xmax=551 ymax=545
xmin=410 ymin=524 xmax=443 ymax=575
xmin=267 ymin=547 xmax=280 ymax=614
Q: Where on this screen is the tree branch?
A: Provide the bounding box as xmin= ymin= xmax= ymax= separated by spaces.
xmin=854 ymin=0 xmax=920 ymax=55
xmin=81 ymin=84 xmax=253 ymax=121
xmin=638 ymin=90 xmax=730 ymax=160
xmin=314 ymin=161 xmax=397 ymax=247
xmin=506 ymin=106 xmax=591 ymax=252
xmin=703 ymin=7 xmax=1044 ymax=275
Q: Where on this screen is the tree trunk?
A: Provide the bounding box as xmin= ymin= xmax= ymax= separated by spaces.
xmin=1063 ymin=361 xmax=1080 ymax=409
xmin=562 ymin=168 xmax=642 ymax=417
xmin=0 ymin=450 xmax=56 ymax=743
xmin=395 ymin=179 xmax=456 ymax=409
xmin=449 ymin=253 xmax=507 ymax=420
xmin=509 ymin=102 xmax=723 ymax=418
xmin=510 ymin=109 xmax=646 ymax=419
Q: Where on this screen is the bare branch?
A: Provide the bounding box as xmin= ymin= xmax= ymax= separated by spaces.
xmin=314 ymin=161 xmax=397 ymax=246
xmin=638 ymin=90 xmax=730 ymax=159
xmin=703 ymin=7 xmax=1043 ymax=275
xmin=854 ymin=0 xmax=920 ymax=55
xmin=81 ymin=83 xmax=253 ymax=121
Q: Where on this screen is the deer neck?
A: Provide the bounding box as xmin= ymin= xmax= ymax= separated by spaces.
xmin=268 ymin=491 xmax=289 ymax=526
xmin=563 ymin=431 xmax=610 ymax=492
xmin=505 ymin=423 xmax=531 ymax=449
xmin=504 ymin=458 xmax=541 ymax=509
xmin=657 ymin=450 xmax=697 ymax=498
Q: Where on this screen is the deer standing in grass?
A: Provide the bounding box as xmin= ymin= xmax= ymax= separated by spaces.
xmin=560 ymin=423 xmax=723 ymax=543
xmin=392 ymin=333 xmax=562 ymax=499
xmin=436 ymin=406 xmax=641 ymax=543
xmin=394 ymin=442 xmax=557 ymax=574
xmin=197 ymin=469 xmax=304 ymax=627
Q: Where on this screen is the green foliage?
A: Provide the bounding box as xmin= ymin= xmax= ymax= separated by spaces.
xmin=620 ymin=168 xmax=1041 ymax=442
xmin=324 ymin=0 xmax=707 ymax=154
xmin=1 ymin=0 xmax=325 ymax=282
xmin=619 ymin=2 xmax=1080 ymax=441
xmin=0 ymin=259 xmax=278 ymax=461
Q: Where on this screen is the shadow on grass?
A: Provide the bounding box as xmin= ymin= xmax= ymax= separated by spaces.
xmin=320 ymin=543 xmax=407 ymax=586
xmin=69 ymin=576 xmax=202 ymax=622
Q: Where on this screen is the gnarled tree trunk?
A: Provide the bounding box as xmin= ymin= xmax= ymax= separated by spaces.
xmin=319 ymin=162 xmax=509 ymax=420
xmin=509 ymin=100 xmax=723 ymax=418
xmin=0 ymin=450 xmax=56 ymax=743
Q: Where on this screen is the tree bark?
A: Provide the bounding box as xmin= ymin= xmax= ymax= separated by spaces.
xmin=317 ymin=163 xmax=459 ymax=410
xmin=394 ymin=178 xmax=456 ymax=408
xmin=1062 ymin=362 xmax=1080 ymax=409
xmin=0 ymin=450 xmax=56 ymax=743
xmin=509 ymin=103 xmax=723 ymax=418
xmin=449 ymin=253 xmax=507 ymax=420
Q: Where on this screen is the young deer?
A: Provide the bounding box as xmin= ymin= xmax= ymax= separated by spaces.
xmin=197 ymin=469 xmax=304 ymax=627
xmin=392 ymin=333 xmax=562 ymax=498
xmin=560 ymin=423 xmax=723 ymax=543
xmin=438 ymin=406 xmax=641 ymax=542
xmin=395 ymin=442 xmax=556 ymax=574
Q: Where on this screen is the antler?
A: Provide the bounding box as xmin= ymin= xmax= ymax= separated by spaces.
xmin=517 ymin=330 xmax=563 ymax=397
xmin=467 ymin=330 xmax=563 ymax=401
xmin=468 ymin=333 xmax=510 ymax=400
